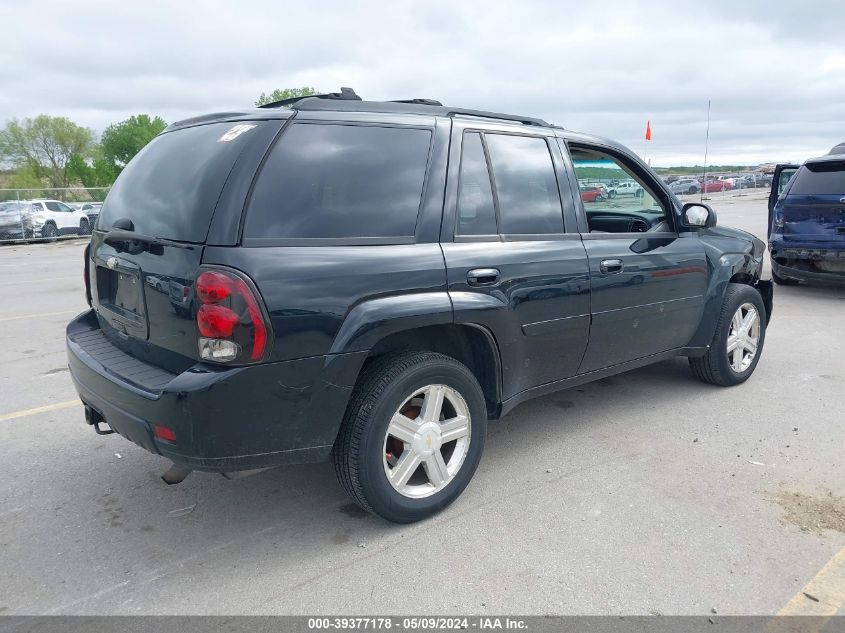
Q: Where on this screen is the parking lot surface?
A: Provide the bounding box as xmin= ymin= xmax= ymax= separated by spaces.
xmin=1 ymin=192 xmax=843 ymax=616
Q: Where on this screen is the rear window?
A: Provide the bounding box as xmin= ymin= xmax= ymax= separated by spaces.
xmin=244 ymin=123 xmax=432 ymax=240
xmin=789 ymin=162 xmax=845 ymax=196
xmin=98 ymin=121 xmax=263 ymax=242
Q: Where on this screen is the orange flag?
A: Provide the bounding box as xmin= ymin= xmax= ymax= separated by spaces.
xmin=645 ymin=120 xmax=652 ymax=141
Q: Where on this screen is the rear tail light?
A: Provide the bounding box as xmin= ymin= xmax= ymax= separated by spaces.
xmin=195 ymin=268 xmax=271 ymax=363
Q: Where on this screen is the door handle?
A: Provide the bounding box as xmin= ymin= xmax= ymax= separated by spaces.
xmin=599 ymin=259 xmax=624 ymax=274
xmin=467 ymin=268 xmax=500 ymax=286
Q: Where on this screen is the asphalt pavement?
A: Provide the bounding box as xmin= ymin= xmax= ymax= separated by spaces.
xmin=1 ymin=191 xmax=843 ymax=616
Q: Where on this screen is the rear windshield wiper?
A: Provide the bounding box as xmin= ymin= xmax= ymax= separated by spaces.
xmin=103 ymin=229 xmax=195 ymax=253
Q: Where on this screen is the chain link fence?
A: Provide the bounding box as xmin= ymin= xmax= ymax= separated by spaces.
xmin=0 ymin=187 xmax=110 ymax=245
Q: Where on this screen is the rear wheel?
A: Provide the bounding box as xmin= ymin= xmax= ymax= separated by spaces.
xmin=79 ymin=218 xmax=90 ymax=235
xmin=689 ymin=283 xmax=766 ymax=386
xmin=688 ymin=186 xmax=697 ymax=194
xmin=332 ymin=351 xmax=487 ymax=523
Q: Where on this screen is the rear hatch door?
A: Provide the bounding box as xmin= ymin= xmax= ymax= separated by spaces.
xmin=90 ymin=119 xmax=276 ymax=370
xmin=780 ymin=160 xmax=845 ymax=244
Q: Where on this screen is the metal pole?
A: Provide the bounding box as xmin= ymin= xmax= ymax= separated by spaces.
xmin=16 ymin=189 xmax=24 ymax=241
xmin=701 ymin=100 xmax=711 ymax=203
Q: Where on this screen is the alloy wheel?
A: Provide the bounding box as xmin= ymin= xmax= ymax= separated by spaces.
xmin=383 ymin=384 xmax=471 ymax=499
xmin=727 ymin=302 xmax=760 ymax=372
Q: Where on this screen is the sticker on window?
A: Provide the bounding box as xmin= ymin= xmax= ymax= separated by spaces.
xmin=217 ymin=124 xmax=257 ymax=143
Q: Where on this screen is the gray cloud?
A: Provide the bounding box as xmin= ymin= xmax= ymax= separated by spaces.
xmin=1 ymin=0 xmax=844 ymax=165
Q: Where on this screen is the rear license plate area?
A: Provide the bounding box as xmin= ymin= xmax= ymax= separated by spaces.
xmin=95 ymin=264 xmax=148 ymax=338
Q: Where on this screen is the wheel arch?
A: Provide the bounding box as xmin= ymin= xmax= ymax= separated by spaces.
xmin=364 ymin=323 xmax=503 ymax=420
xmin=687 ymin=250 xmax=767 ymax=347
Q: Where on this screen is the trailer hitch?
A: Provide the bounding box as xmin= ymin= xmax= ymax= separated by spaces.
xmin=84 ymin=405 xmax=114 ymax=435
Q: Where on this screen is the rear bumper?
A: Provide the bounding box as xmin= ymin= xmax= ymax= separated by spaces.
xmin=67 ymin=310 xmax=367 ymax=472
xmin=770 ymin=241 xmax=845 ymax=285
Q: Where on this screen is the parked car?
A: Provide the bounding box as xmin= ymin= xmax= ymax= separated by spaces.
xmin=77 ymin=202 xmax=103 ymax=228
xmin=0 ymin=201 xmax=35 ymax=240
xmin=767 ymin=144 xmax=845 ymax=285
xmin=700 ymin=179 xmax=732 ymax=193
xmin=609 ymin=181 xmax=644 ymax=197
xmin=27 ymin=199 xmax=91 ymax=238
xmin=67 ymin=89 xmax=773 ymax=523
xmin=668 ymin=178 xmax=701 ymax=195
xmin=580 ymin=186 xmax=605 ymax=202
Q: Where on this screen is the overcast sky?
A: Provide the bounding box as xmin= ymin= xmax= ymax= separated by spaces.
xmin=2 ymin=0 xmax=844 ymax=166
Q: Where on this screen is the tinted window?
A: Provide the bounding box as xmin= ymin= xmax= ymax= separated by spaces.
xmin=245 ymin=124 xmax=431 ymax=240
xmin=457 ymin=133 xmax=497 ymax=235
xmin=45 ymin=202 xmax=61 ymax=212
xmin=99 ymin=121 xmax=263 ymax=242
xmin=789 ymin=162 xmax=845 ymax=195
xmin=485 ymin=134 xmax=563 ymax=234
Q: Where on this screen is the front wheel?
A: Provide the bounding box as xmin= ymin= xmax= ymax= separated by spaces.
xmin=332 ymin=352 xmax=487 ymax=523
xmin=41 ymin=223 xmax=58 ymax=240
xmin=689 ymin=283 xmax=767 ymax=386
xmin=608 ymin=190 xmax=617 ymax=199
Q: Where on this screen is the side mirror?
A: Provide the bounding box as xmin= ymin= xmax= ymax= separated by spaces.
xmin=680 ymin=202 xmax=716 ymax=229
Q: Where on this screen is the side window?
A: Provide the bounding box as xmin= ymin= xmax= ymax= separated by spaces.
xmin=57 ymin=202 xmax=74 ymax=212
xmin=485 ymin=134 xmax=564 ymax=235
xmin=244 ymin=123 xmax=432 ymax=240
xmin=456 ymin=133 xmax=497 ymax=235
xmin=45 ymin=202 xmax=61 ymax=212
xmin=569 ymin=146 xmax=670 ymax=233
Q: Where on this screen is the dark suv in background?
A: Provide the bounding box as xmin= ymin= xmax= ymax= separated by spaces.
xmin=768 ymin=143 xmax=845 ymax=285
xmin=67 ymin=89 xmax=773 ymax=522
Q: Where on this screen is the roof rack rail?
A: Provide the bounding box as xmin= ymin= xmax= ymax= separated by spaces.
xmin=259 ymin=87 xmax=362 ymax=109
xmin=446 ymin=108 xmax=548 ymax=127
xmin=391 ymin=98 xmax=443 ymax=106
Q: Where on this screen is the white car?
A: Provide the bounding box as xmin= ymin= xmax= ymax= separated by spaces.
xmin=27 ymin=199 xmax=92 ymax=238
xmin=610 ymin=181 xmax=644 ymax=197
xmin=668 ymin=178 xmax=702 ymax=195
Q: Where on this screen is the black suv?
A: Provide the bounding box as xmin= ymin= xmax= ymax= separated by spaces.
xmin=67 ymin=89 xmax=773 ymax=522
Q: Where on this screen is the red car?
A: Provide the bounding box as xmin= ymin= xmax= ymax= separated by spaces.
xmin=700 ymin=179 xmax=733 ymax=193
xmin=580 ymin=186 xmax=605 ymax=202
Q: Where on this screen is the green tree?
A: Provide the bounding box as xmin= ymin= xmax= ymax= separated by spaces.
xmin=100 ymin=114 xmax=167 ymax=172
xmin=67 ymin=153 xmax=116 ymax=201
xmin=255 ymin=87 xmax=318 ymax=107
xmin=0 ymin=115 xmax=95 ymax=189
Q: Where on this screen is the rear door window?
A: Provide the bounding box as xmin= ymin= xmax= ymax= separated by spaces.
xmin=244 ymin=123 xmax=432 ymax=241
xmin=789 ymin=162 xmax=845 ymax=195
xmin=99 ymin=121 xmax=263 ymax=242
xmin=456 ymin=132 xmax=497 ymax=236
xmin=484 ymin=134 xmax=563 ymax=235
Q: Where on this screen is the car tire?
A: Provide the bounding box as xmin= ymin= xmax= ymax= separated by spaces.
xmin=596 ymin=194 xmax=606 ymax=202
xmin=332 ymin=351 xmax=487 ymax=523
xmin=688 ymin=186 xmax=697 ymax=195
xmin=689 ymin=283 xmax=767 ymax=387
xmin=79 ymin=218 xmax=90 ymax=235
xmin=609 ymin=190 xmax=617 ymax=199
xmin=41 ymin=223 xmax=58 ymax=240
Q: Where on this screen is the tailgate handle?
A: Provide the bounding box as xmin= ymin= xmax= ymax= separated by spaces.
xmin=600 ymin=259 xmax=624 ymax=274
xmin=467 ymin=268 xmax=500 ymax=286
